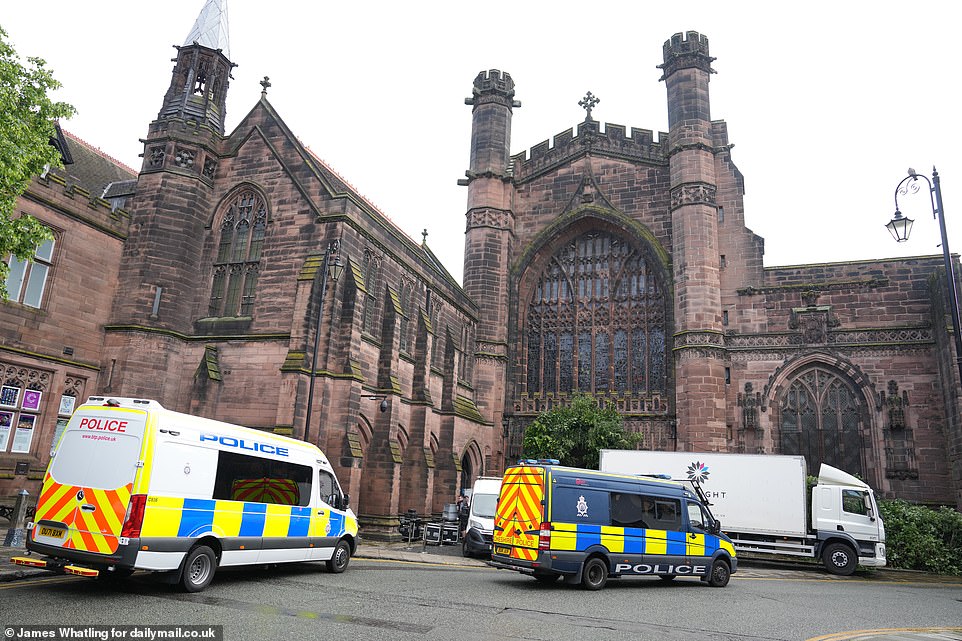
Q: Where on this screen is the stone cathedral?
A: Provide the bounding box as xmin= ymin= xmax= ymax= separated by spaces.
xmin=2 ymin=2 xmax=959 ymax=533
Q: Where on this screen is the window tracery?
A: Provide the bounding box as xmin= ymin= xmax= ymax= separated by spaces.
xmin=209 ymin=190 xmax=267 ymax=317
xmin=779 ymin=366 xmax=864 ymax=477
xmin=524 ymin=231 xmax=666 ymax=397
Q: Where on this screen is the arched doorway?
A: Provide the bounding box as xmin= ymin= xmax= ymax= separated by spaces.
xmin=777 ymin=365 xmax=866 ymax=478
xmin=459 ymin=441 xmax=483 ymax=497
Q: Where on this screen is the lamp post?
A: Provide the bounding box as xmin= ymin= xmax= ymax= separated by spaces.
xmin=304 ymin=239 xmax=343 ymax=443
xmin=887 ymin=167 xmax=962 ymax=387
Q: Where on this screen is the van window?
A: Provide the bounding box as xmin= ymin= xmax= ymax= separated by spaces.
xmin=610 ymin=492 xmax=651 ymax=528
xmin=212 ymin=451 xmax=312 ymax=506
xmin=552 ymin=487 xmax=609 ymax=526
xmin=686 ymin=502 xmax=710 ymax=531
xmin=471 ymin=492 xmax=498 ymax=519
xmin=651 ymin=498 xmax=682 ymax=530
xmin=318 ymin=470 xmax=343 ymax=507
xmin=49 ymin=430 xmax=142 ymax=489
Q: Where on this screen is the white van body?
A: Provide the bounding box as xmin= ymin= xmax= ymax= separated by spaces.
xmin=461 ymin=477 xmax=501 ymax=557
xmin=20 ymin=397 xmax=358 ymax=591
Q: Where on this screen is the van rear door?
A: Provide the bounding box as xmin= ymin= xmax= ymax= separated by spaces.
xmin=31 ymin=406 xmax=147 ymax=556
xmin=493 ymin=466 xmax=545 ymax=562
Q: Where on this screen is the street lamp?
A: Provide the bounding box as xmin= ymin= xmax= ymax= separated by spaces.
xmin=887 ymin=167 xmax=962 ymax=386
xmin=304 ymin=239 xmax=343 ymax=443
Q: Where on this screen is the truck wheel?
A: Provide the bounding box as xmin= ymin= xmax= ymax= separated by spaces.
xmin=706 ymin=559 xmax=731 ymax=587
xmin=181 ymin=545 xmax=216 ymax=593
xmin=580 ymin=557 xmax=609 ymax=591
xmin=326 ymin=539 xmax=351 ymax=574
xmin=822 ymin=542 xmax=857 ymax=576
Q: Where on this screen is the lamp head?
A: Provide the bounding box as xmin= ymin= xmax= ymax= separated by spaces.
xmin=886 ymin=209 xmax=914 ymax=243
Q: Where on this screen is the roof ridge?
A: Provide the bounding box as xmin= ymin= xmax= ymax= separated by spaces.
xmin=61 ymin=129 xmax=138 ymax=177
xmin=301 ymin=142 xmax=414 ymax=244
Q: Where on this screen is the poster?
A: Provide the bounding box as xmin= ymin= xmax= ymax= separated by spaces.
xmin=51 ymin=417 xmax=69 ymax=455
xmin=59 ymin=395 xmax=76 ymax=416
xmin=0 ymin=411 xmax=12 ymax=451
xmin=0 ymin=385 xmax=19 ymax=408
xmin=11 ymin=413 xmax=35 ymax=453
xmin=21 ymin=389 xmax=42 ymax=411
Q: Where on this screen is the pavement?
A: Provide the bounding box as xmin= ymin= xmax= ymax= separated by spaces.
xmin=1 ymin=538 xmax=960 ymax=641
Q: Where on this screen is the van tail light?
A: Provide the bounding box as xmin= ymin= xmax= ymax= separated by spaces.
xmin=121 ymin=494 xmax=147 ymax=538
xmin=538 ymin=522 xmax=551 ymax=550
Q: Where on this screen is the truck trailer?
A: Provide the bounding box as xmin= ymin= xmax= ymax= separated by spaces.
xmin=598 ymin=450 xmax=886 ymax=575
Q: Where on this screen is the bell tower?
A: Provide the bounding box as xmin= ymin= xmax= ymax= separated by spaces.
xmin=104 ymin=0 xmax=235 ymax=401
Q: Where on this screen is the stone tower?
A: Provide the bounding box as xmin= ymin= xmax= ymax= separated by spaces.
xmin=461 ymin=70 xmax=520 ymax=447
xmin=659 ymin=32 xmax=727 ymax=449
xmin=103 ymin=0 xmax=234 ymax=402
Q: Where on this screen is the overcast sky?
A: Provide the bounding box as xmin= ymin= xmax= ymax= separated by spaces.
xmin=4 ymin=1 xmax=959 ymax=285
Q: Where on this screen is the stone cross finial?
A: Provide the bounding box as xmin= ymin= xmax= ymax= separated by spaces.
xmin=579 ymin=91 xmax=600 ymax=121
xmin=422 ymin=229 xmax=428 ymax=244
xmin=260 ymin=76 xmax=271 ymax=96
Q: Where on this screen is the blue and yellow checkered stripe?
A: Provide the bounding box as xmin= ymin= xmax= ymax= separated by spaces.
xmin=140 ymin=496 xmax=349 ymax=539
xmin=551 ymin=522 xmax=725 ymax=556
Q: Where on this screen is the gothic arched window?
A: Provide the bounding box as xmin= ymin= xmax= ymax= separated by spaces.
xmin=209 ymin=190 xmax=267 ymax=317
xmin=779 ymin=366 xmax=864 ymax=477
xmin=524 ymin=231 xmax=667 ymax=396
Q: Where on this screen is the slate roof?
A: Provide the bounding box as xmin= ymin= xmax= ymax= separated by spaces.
xmin=58 ymin=130 xmax=137 ymax=197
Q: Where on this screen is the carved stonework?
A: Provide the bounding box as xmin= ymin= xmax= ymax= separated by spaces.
xmin=465 ymin=208 xmax=511 ymax=230
xmin=669 ymin=182 xmax=716 ymax=209
xmin=203 ymin=158 xmax=217 ymax=179
xmin=789 ymin=306 xmax=840 ymax=345
xmin=737 ymin=382 xmax=764 ymax=431
xmin=148 ymin=146 xmax=165 ymax=168
xmin=174 ymin=148 xmax=195 ymax=170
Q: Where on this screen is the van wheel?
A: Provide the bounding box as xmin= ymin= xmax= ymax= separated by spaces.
xmin=181 ymin=546 xmax=216 ymax=593
xmin=706 ymin=559 xmax=731 ymax=588
xmin=580 ymin=557 xmax=609 ymax=591
xmin=326 ymin=539 xmax=351 ymax=574
xmin=822 ymin=542 xmax=857 ymax=576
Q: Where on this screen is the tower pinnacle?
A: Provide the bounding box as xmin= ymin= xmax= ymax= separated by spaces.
xmin=184 ymin=0 xmax=231 ymax=57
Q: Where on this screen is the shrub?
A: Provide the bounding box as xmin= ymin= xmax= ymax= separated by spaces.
xmin=877 ymin=499 xmax=962 ymax=575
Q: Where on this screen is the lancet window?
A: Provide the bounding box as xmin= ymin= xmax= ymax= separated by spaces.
xmin=209 ymin=190 xmax=267 ymax=317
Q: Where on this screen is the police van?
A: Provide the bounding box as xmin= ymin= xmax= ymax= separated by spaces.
xmin=489 ymin=462 xmax=736 ymax=589
xmin=13 ymin=397 xmax=358 ymax=592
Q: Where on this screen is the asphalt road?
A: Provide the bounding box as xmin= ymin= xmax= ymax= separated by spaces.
xmin=1 ymin=555 xmax=961 ymax=641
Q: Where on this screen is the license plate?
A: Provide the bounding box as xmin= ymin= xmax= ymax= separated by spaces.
xmin=494 ymin=545 xmax=511 ymax=556
xmin=38 ymin=526 xmax=65 ymax=538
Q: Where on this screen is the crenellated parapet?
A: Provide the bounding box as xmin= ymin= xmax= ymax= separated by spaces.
xmin=32 ymin=172 xmax=131 ymax=238
xmin=658 ymin=30 xmax=716 ymax=79
xmin=511 ymin=121 xmax=668 ymax=181
xmin=465 ymin=69 xmax=520 ymax=109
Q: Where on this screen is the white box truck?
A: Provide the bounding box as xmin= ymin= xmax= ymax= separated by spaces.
xmin=599 ymin=450 xmax=886 ymax=575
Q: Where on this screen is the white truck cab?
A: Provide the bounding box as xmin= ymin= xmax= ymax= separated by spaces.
xmin=461 ymin=477 xmax=501 ymax=558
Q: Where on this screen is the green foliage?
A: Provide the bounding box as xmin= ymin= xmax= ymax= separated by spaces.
xmin=521 ymin=395 xmax=641 ymax=469
xmin=877 ymin=499 xmax=962 ymax=575
xmin=0 ymin=26 xmax=74 ymax=298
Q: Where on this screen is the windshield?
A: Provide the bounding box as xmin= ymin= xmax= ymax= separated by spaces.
xmin=471 ymin=493 xmax=498 ymax=518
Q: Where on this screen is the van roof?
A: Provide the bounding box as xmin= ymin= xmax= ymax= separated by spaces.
xmin=508 ymin=463 xmax=690 ymax=494
xmin=80 ymin=396 xmax=325 ymax=457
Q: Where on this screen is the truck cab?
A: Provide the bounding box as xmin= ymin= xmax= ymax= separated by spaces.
xmin=812 ymin=465 xmax=886 ymax=573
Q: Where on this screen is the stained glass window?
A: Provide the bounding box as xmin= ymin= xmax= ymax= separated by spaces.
xmin=209 ymin=190 xmax=267 ymax=317
xmin=523 ymin=231 xmax=667 ymax=397
xmin=779 ymin=367 xmax=863 ymax=477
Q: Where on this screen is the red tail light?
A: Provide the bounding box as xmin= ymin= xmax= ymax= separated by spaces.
xmin=538 ymin=522 xmax=551 ymax=550
xmin=121 ymin=494 xmax=147 ymax=538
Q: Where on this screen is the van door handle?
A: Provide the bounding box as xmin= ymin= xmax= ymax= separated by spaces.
xmin=316 ymin=510 xmax=326 ymax=516
xmin=80 ymin=504 xmax=96 ymax=512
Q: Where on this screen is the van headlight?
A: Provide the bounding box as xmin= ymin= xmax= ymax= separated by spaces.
xmin=469 ymin=519 xmax=484 ymax=531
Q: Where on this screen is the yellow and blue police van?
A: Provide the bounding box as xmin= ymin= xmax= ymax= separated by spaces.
xmin=13 ymin=397 xmax=358 ymax=592
xmin=489 ymin=461 xmax=737 ymax=589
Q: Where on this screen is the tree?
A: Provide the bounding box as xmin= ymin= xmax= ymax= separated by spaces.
xmin=521 ymin=395 xmax=641 ymax=469
xmin=0 ymin=26 xmax=75 ymax=299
